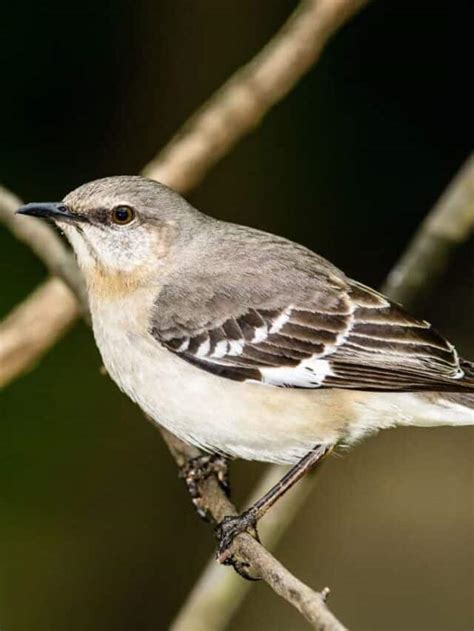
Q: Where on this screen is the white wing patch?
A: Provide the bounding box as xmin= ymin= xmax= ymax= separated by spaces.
xmin=252 ymin=325 xmax=268 ymax=343
xmin=158 ymin=281 xmax=468 ymax=392
xmin=196 ymin=337 xmax=211 ymax=357
xmin=211 ymin=340 xmax=229 ymax=358
xmin=176 ymin=338 xmax=190 ymax=352
xmin=228 ymin=339 xmax=245 ymax=356
xmin=269 ymin=306 xmax=292 ymax=334
xmin=260 ymin=358 xmax=333 ymax=387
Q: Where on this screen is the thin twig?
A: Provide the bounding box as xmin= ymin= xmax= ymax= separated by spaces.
xmin=0 ymin=187 xmax=88 ymax=312
xmin=143 ymin=0 xmax=370 ymax=192
xmin=170 ymin=463 xmax=319 ymax=631
xmin=168 ymin=156 xmax=474 ymax=631
xmin=1 ymin=1 xmax=472 ymax=628
xmin=1 ymin=1 xmax=372 ymax=626
xmin=382 ymin=154 xmax=474 ymax=304
xmin=0 ymin=278 xmax=79 ymax=386
xmin=161 ymin=430 xmax=346 ymax=631
xmin=0 ymin=0 xmax=369 ymax=390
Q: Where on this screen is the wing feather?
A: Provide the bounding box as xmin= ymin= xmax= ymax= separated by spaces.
xmin=152 ymin=278 xmax=471 ymax=392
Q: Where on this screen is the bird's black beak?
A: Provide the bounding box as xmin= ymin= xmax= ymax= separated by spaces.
xmin=16 ymin=202 xmax=89 ymax=224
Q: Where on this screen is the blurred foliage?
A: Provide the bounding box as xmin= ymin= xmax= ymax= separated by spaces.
xmin=0 ymin=2 xmax=473 ymax=630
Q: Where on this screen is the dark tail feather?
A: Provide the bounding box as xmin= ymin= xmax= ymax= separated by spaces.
xmin=441 ymin=392 xmax=474 ymax=410
xmin=460 ymin=358 xmax=474 ymax=390
xmin=435 ymin=359 xmax=474 ymax=409
xmin=462 ymin=358 xmax=474 ymax=375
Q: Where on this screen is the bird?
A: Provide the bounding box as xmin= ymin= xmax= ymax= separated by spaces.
xmin=17 ymin=175 xmax=474 ymax=557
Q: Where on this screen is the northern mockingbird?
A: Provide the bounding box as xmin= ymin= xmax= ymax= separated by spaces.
xmin=17 ymin=176 xmax=474 ymax=553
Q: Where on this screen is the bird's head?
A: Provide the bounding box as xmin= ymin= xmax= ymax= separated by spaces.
xmin=17 ymin=176 xmax=204 ymax=297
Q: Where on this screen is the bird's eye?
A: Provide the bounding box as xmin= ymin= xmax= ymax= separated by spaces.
xmin=111 ymin=205 xmax=135 ymax=225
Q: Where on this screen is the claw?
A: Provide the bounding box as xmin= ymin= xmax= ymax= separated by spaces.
xmin=215 ymin=510 xmax=261 ymax=579
xmin=180 ymin=454 xmax=230 ymax=521
xmin=216 ymin=512 xmax=258 ymax=553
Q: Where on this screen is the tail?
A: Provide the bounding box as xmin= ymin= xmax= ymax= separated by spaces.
xmin=395 ymin=390 xmax=474 ymax=429
xmin=438 ymin=392 xmax=474 ymax=412
xmin=434 ymin=358 xmax=474 ymax=424
xmin=446 ymin=358 xmax=474 ymax=391
xmin=461 ymin=358 xmax=474 ymax=386
xmin=364 ymin=359 xmax=474 ymax=432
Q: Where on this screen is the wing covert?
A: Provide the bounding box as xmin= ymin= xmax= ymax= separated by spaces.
xmin=151 ymin=280 xmax=468 ymax=391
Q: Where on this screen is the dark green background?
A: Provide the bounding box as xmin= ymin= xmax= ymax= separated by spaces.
xmin=1 ymin=2 xmax=473 ymax=630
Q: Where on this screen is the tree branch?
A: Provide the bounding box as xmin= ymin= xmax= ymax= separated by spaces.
xmin=0 ymin=278 xmax=79 ymax=386
xmin=382 ymin=154 xmax=474 ymax=304
xmin=168 ymin=155 xmax=474 ymax=631
xmin=170 ymin=463 xmax=319 ymax=631
xmin=2 ymin=2 xmax=472 ymax=630
xmin=161 ymin=430 xmax=346 ymax=631
xmin=0 ymin=186 xmax=88 ymax=312
xmin=1 ymin=1 xmax=372 ymax=628
xmin=0 ymin=0 xmax=370 ymax=390
xmin=143 ymin=0 xmax=369 ymax=191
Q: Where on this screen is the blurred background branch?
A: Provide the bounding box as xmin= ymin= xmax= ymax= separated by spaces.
xmin=1 ymin=1 xmax=372 ymax=628
xmin=168 ymin=151 xmax=474 ymax=631
xmin=0 ymin=278 xmax=79 ymax=386
xmin=383 ymin=154 xmax=474 ymax=304
xmin=0 ymin=187 xmax=87 ymax=309
xmin=1 ymin=119 xmax=473 ymax=631
xmin=1 ymin=1 xmax=473 ymax=630
xmin=0 ymin=0 xmax=369 ymax=388
xmin=143 ymin=0 xmax=370 ymax=191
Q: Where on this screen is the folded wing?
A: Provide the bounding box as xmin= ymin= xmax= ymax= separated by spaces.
xmin=151 ymin=279 xmax=472 ymax=392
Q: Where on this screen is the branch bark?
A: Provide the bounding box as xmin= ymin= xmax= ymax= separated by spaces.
xmin=2 ymin=2 xmax=473 ymax=630
xmin=382 ymin=154 xmax=474 ymax=304
xmin=170 ymin=463 xmax=319 ymax=631
xmin=168 ymin=157 xmax=474 ymax=631
xmin=1 ymin=1 xmax=371 ymax=628
xmin=0 ymin=186 xmax=88 ymax=312
xmin=143 ymin=0 xmax=369 ymax=191
xmin=161 ymin=430 xmax=346 ymax=631
xmin=0 ymin=0 xmax=369 ymax=391
xmin=0 ymin=278 xmax=79 ymax=386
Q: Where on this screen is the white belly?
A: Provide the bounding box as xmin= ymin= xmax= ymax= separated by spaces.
xmin=89 ymin=293 xmax=474 ymax=464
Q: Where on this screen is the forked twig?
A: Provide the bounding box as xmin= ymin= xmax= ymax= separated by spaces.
xmin=2 ymin=1 xmax=472 ymax=628
xmin=169 ymin=155 xmax=474 ymax=630
xmin=0 ymin=0 xmax=369 ymax=390
xmin=1 ymin=1 xmax=372 ymax=628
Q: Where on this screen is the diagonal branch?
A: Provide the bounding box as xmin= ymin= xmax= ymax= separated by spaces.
xmin=143 ymin=0 xmax=370 ymax=191
xmin=0 ymin=0 xmax=370 ymax=390
xmin=168 ymin=153 xmax=474 ymax=631
xmin=169 ymin=462 xmax=318 ymax=631
xmin=0 ymin=278 xmax=79 ymax=386
xmin=382 ymin=154 xmax=474 ymax=303
xmin=2 ymin=1 xmax=472 ymax=629
xmin=0 ymin=186 xmax=88 ymax=312
xmin=161 ymin=429 xmax=346 ymax=630
xmin=1 ymin=1 xmax=372 ymax=628
xmin=2 ymin=155 xmax=473 ymax=630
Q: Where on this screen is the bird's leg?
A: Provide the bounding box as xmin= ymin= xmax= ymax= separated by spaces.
xmin=180 ymin=453 xmax=230 ymax=521
xmin=216 ymin=444 xmax=332 ymax=564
